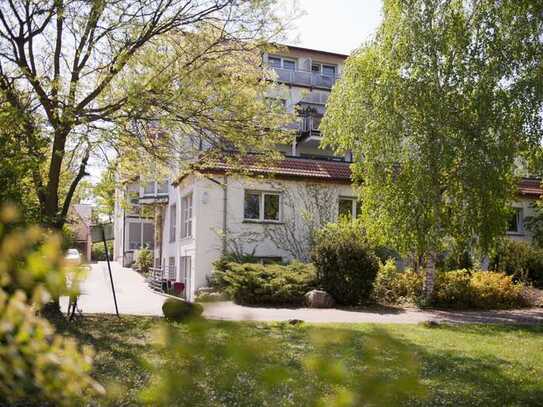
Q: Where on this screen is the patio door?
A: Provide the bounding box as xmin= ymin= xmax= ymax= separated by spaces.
xmin=180 ymin=256 xmax=192 ymax=300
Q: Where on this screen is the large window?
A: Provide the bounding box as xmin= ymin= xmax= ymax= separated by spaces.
xmin=168 ymin=257 xmax=176 ymax=280
xmin=268 ymin=55 xmax=296 ymax=71
xmin=181 ymin=194 xmax=193 ymax=238
xmin=128 ymin=222 xmax=142 ymax=250
xmin=338 ymin=197 xmax=360 ymax=219
xmin=244 ymin=191 xmax=281 ymax=222
xmin=180 ymin=256 xmax=191 ymax=282
xmin=143 ymin=180 xmax=169 ymax=196
xmin=311 ymin=62 xmax=337 ymax=77
xmin=127 ymin=221 xmax=154 ymax=250
xmin=169 ymin=204 xmax=177 ymax=242
xmin=507 ymin=207 xmax=523 ymax=234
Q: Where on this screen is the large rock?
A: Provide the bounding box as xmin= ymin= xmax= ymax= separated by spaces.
xmin=305 ymin=290 xmax=335 ymax=308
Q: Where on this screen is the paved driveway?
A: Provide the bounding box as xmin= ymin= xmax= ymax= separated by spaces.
xmin=62 ymin=262 xmax=543 ymax=324
xmin=60 ymin=261 xmax=166 ymax=316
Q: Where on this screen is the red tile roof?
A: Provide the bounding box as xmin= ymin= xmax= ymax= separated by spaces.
xmin=178 ymin=155 xmax=543 ymax=197
xmin=193 ymin=156 xmax=352 ymax=183
xmin=519 ymin=178 xmax=542 ymax=197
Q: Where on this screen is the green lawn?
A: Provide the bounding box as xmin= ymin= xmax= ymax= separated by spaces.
xmin=59 ymin=316 xmax=543 ymax=406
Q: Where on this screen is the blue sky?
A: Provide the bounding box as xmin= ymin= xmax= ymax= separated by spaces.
xmin=292 ymin=0 xmax=383 ymax=54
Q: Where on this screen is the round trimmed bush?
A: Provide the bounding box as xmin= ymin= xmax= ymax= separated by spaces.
xmin=311 ymin=220 xmax=379 ymax=305
xmin=162 ymin=298 xmax=203 ymax=322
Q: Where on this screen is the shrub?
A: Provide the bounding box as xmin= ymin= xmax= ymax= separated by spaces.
xmin=432 ymin=269 xmax=526 ymax=310
xmin=162 ymin=298 xmax=204 ymax=322
xmin=91 ymin=241 xmax=113 ymax=261
xmin=211 ymin=261 xmax=317 ymax=305
xmin=490 ymin=239 xmax=543 ymax=287
xmin=432 ymin=270 xmax=473 ymax=308
xmin=136 ymin=247 xmax=153 ymax=274
xmin=312 ymin=220 xmax=379 ymax=305
xmin=372 ymin=260 xmax=423 ymax=305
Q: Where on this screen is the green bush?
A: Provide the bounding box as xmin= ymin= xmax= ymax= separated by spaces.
xmin=432 ymin=270 xmax=473 ymax=308
xmin=432 ymin=269 xmax=526 ymax=310
xmin=91 ymin=241 xmax=113 ymax=261
xmin=211 ymin=261 xmax=317 ymax=305
xmin=490 ymin=239 xmax=543 ymax=287
xmin=372 ymin=260 xmax=423 ymax=305
xmin=135 ymin=247 xmax=153 ymax=274
xmin=162 ymin=298 xmax=203 ymax=322
xmin=312 ymin=220 xmax=379 ymax=305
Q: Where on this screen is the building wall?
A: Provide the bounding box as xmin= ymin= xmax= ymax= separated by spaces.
xmin=167 ymin=174 xmax=355 ymax=298
xmin=508 ymin=198 xmax=537 ymax=242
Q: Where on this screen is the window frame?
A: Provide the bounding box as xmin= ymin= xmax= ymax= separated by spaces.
xmin=338 ymin=196 xmax=359 ymax=219
xmin=506 ymin=207 xmax=524 ymax=235
xmin=181 ymin=193 xmax=193 ymax=239
xmin=311 ymin=62 xmax=337 ymax=77
xmin=169 ymin=203 xmax=177 ymax=242
xmin=268 ymin=55 xmax=297 ymax=71
xmin=243 ymin=190 xmax=282 ymax=223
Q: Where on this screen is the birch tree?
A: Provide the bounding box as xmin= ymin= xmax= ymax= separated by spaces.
xmin=322 ymin=0 xmax=543 ymax=298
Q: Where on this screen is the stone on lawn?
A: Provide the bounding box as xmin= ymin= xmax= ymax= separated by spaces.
xmin=304 ymin=290 xmax=335 ymax=308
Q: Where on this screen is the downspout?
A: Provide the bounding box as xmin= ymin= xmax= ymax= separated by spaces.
xmin=222 ymin=174 xmax=228 ymax=256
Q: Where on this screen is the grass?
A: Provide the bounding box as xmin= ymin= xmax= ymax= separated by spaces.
xmin=58 ymin=316 xmax=543 ymax=406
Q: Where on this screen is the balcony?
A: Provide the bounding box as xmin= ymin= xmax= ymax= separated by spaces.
xmin=273 ymin=67 xmax=339 ymax=89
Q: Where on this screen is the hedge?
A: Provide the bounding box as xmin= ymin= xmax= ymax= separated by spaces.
xmin=211 ymin=261 xmax=317 ymax=305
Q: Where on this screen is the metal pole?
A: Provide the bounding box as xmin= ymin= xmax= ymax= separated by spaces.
xmin=102 ymin=226 xmax=120 ymax=317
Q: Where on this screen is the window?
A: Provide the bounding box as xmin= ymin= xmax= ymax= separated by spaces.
xmin=311 ymin=62 xmax=337 ymax=77
xmin=142 ymin=223 xmax=154 ymax=249
xmin=244 ymin=191 xmax=281 ymax=222
xmin=338 ymin=197 xmax=360 ymax=219
xmin=322 ymin=64 xmax=337 ymax=77
xmin=169 ymin=204 xmax=176 ymax=242
xmin=507 ymin=207 xmax=523 ymax=234
xmin=128 ymin=222 xmax=142 ymax=250
xmin=311 ymin=115 xmax=322 ymax=131
xmin=180 ymin=256 xmax=191 ymax=283
xmin=168 ymin=257 xmax=176 ymax=280
xmin=157 ymin=181 xmax=168 ymax=194
xmin=181 ymin=194 xmax=193 ymax=238
xmin=143 ymin=182 xmax=155 ymax=195
xmin=268 ymin=56 xmax=282 ymax=68
xmin=282 ymin=59 xmax=296 ymax=71
xmin=268 ymin=55 xmax=296 ymax=70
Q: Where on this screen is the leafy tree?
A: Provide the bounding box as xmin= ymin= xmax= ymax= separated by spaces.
xmin=0 ymin=0 xmax=297 ymax=228
xmin=322 ymin=0 xmax=543 ymax=298
xmin=93 ymin=162 xmax=116 ymax=223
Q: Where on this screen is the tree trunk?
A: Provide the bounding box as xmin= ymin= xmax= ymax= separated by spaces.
xmin=423 ymin=254 xmax=436 ymax=301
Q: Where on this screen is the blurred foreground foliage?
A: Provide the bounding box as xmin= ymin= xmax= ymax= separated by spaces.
xmin=0 ymin=203 xmax=427 ymax=406
xmin=0 ymin=205 xmax=104 ymax=405
xmin=140 ymin=320 xmax=426 ymax=406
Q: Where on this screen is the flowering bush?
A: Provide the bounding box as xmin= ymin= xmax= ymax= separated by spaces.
xmin=372 ymin=260 xmax=423 ymax=305
xmin=432 ymin=269 xmax=526 ymax=310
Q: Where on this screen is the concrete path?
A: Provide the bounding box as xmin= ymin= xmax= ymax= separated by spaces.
xmin=203 ymin=301 xmax=543 ymax=325
xmin=60 ymin=261 xmax=166 ymax=316
xmin=62 ymin=262 xmax=543 ymax=324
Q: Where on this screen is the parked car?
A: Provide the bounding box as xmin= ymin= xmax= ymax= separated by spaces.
xmin=65 ymin=248 xmax=81 ymax=266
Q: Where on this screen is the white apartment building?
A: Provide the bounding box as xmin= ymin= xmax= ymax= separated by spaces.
xmin=113 ymin=45 xmax=542 ymax=301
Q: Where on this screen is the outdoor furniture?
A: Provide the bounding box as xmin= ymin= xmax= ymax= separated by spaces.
xmin=173 ymin=282 xmax=185 ymax=296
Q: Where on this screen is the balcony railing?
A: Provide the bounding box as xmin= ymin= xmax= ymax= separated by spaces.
xmin=273 ymin=67 xmax=339 ymax=89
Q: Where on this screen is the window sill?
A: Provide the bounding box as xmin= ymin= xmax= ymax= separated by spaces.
xmin=506 ymin=231 xmax=525 ymax=236
xmin=243 ymin=219 xmax=283 ymax=225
